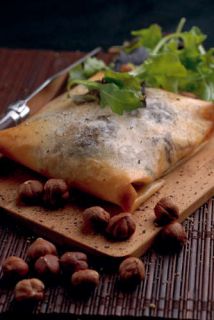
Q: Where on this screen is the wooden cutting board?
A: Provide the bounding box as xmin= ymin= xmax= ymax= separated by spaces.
xmin=0 ymin=132 xmax=213 ymax=259
xmin=0 ymin=57 xmax=213 ymax=259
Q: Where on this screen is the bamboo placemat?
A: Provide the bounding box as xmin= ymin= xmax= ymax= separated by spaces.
xmin=0 ymin=49 xmax=213 ymax=320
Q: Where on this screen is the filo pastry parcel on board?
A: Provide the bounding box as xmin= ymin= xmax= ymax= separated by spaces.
xmin=0 ymin=79 xmax=213 ymax=212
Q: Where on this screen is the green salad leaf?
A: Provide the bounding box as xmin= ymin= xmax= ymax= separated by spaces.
xmin=128 ymin=24 xmax=162 ymax=52
xmin=67 ymin=18 xmax=213 ymax=115
xmin=71 ymin=71 xmax=145 ymax=115
xmin=83 ymin=57 xmax=108 ymax=77
xmin=99 ymin=83 xmax=143 ymax=115
xmin=129 ymin=18 xmax=214 ymax=101
xmin=68 ymin=57 xmax=108 ymax=85
xmin=135 ymin=52 xmax=187 ymax=92
xmin=104 ymin=70 xmax=142 ymax=90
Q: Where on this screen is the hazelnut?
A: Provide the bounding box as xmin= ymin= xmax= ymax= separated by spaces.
xmin=27 ymin=238 xmax=57 ymax=260
xmin=18 ymin=180 xmax=43 ymax=204
xmin=155 ymin=221 xmax=187 ymax=254
xmin=154 ymin=197 xmax=179 ymax=226
xmin=43 ymin=178 xmax=69 ymax=208
xmin=34 ymin=254 xmax=60 ymax=278
xmin=2 ymin=256 xmax=29 ymax=279
xmin=14 ymin=278 xmax=45 ymax=301
xmin=119 ymin=257 xmax=145 ymax=287
xmin=108 ymin=46 xmax=121 ymax=54
xmin=106 ymin=213 xmax=136 ymax=240
xmin=119 ymin=63 xmax=135 ymax=73
xmin=82 ymin=206 xmax=110 ymax=231
xmin=71 ymin=269 xmax=99 ymax=292
xmin=60 ymin=252 xmax=88 ymax=275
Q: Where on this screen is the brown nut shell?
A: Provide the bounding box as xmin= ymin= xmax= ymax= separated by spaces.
xmin=27 ymin=238 xmax=57 ymax=260
xmin=34 ymin=254 xmax=60 ymax=278
xmin=2 ymin=256 xmax=29 ymax=279
xmin=14 ymin=278 xmax=45 ymax=301
xmin=119 ymin=63 xmax=135 ymax=73
xmin=119 ymin=257 xmax=145 ymax=287
xmin=154 ymin=197 xmax=179 ymax=226
xmin=18 ymin=180 xmax=43 ymax=204
xmin=60 ymin=252 xmax=88 ymax=275
xmin=71 ymin=269 xmax=99 ymax=292
xmin=106 ymin=213 xmax=136 ymax=240
xmin=83 ymin=206 xmax=110 ymax=231
xmin=155 ymin=221 xmax=187 ymax=254
xmin=43 ymin=178 xmax=69 ymax=208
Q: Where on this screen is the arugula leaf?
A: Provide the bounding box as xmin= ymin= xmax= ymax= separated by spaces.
xmin=68 ymin=57 xmax=108 ymax=88
xmin=83 ymin=57 xmax=108 ymax=77
xmin=128 ymin=24 xmax=162 ymax=51
xmin=99 ymin=83 xmax=143 ymax=115
xmin=68 ymin=18 xmax=213 ymax=111
xmin=71 ymin=72 xmax=145 ymax=115
xmin=69 ymin=79 xmax=101 ymax=91
xmin=130 ymin=19 xmax=214 ymax=101
xmin=182 ymin=48 xmax=214 ymax=100
xmin=68 ymin=64 xmax=85 ymax=83
xmin=104 ymin=70 xmax=141 ymax=90
xmin=137 ymin=52 xmax=187 ymax=92
xmin=177 ymin=27 xmax=207 ymax=70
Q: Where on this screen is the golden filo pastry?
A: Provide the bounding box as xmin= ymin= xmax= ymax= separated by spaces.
xmin=0 ymin=85 xmax=213 ymax=211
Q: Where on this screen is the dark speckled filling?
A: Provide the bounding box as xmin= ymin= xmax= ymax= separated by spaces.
xmin=163 ymin=133 xmax=176 ymax=164
xmin=50 ymin=113 xmax=116 ymax=158
xmin=145 ymin=101 xmax=176 ymax=124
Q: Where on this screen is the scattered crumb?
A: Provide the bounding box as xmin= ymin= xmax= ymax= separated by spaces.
xmin=187 ymin=217 xmax=194 ymax=221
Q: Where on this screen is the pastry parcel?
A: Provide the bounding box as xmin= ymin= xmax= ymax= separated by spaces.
xmin=0 ymin=86 xmax=213 ymax=211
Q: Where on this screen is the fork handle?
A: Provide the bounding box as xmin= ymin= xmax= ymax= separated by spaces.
xmin=0 ymin=111 xmax=18 ymax=129
xmin=0 ymin=102 xmax=30 ymax=130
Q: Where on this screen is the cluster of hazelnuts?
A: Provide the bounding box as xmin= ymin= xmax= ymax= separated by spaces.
xmin=82 ymin=196 xmax=187 ymax=251
xmin=14 ymin=178 xmax=188 ymax=303
xmin=18 ymin=178 xmax=187 ymax=250
xmin=18 ymin=179 xmax=137 ymax=241
xmin=153 ymin=197 xmax=187 ymax=254
xmin=82 ymin=207 xmax=136 ymax=241
xmin=1 ymin=237 xmax=145 ymax=302
xmin=18 ymin=179 xmax=187 ymax=248
xmin=18 ymin=178 xmax=70 ymax=208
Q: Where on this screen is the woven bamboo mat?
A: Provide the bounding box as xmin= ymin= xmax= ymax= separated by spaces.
xmin=0 ymin=49 xmax=213 ymax=320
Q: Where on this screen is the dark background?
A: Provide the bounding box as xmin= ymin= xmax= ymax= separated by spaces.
xmin=0 ymin=0 xmax=213 ymax=51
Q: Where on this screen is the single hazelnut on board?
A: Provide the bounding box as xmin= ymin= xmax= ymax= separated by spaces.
xmin=71 ymin=269 xmax=99 ymax=292
xmin=60 ymin=252 xmax=88 ymax=275
xmin=18 ymin=180 xmax=43 ymax=204
xmin=155 ymin=221 xmax=187 ymax=254
xmin=27 ymin=238 xmax=57 ymax=260
xmin=119 ymin=257 xmax=145 ymax=287
xmin=2 ymin=256 xmax=29 ymax=279
xmin=14 ymin=278 xmax=45 ymax=302
xmin=43 ymin=178 xmax=69 ymax=208
xmin=34 ymin=254 xmax=60 ymax=278
xmin=154 ymin=197 xmax=179 ymax=226
xmin=82 ymin=206 xmax=110 ymax=231
xmin=106 ymin=213 xmax=136 ymax=240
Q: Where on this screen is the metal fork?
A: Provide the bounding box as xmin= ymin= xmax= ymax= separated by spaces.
xmin=0 ymin=47 xmax=101 ymax=130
